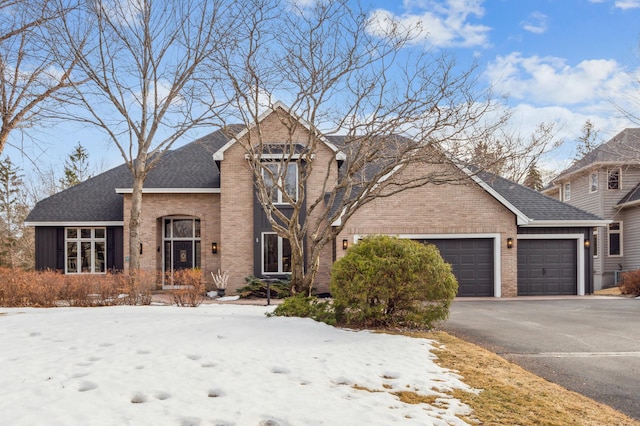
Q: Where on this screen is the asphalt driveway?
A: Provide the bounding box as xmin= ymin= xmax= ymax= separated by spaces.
xmin=440 ymin=297 xmax=640 ymax=420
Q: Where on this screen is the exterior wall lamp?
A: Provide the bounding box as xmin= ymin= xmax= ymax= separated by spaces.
xmin=211 ymin=242 xmax=218 ymax=254
xmin=506 ymin=237 xmax=514 ymax=249
xmin=342 ymin=239 xmax=348 ymax=250
xmin=584 ymin=239 xmax=590 ymax=248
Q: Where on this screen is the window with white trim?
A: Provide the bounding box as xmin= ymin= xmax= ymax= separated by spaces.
xmin=608 ymin=222 xmax=622 ymax=256
xmin=590 ymin=172 xmax=598 ymax=193
xmin=608 ymin=168 xmax=620 ymax=190
xmin=563 ymin=182 xmax=571 ymax=201
xmin=262 ymin=162 xmax=298 ymax=204
xmin=65 ymin=227 xmax=106 ymax=273
xmin=593 ymin=228 xmax=598 ymax=258
xmin=262 ymin=233 xmax=291 ymax=274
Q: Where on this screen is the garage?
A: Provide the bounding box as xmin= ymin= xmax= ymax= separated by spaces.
xmin=414 ymin=238 xmax=494 ymax=297
xmin=517 ymin=239 xmax=577 ymax=295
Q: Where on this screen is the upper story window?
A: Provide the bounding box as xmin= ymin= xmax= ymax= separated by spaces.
xmin=608 ymin=222 xmax=622 ymax=257
xmin=563 ymin=182 xmax=571 ymax=201
xmin=263 ymin=162 xmax=298 ymax=204
xmin=65 ymin=227 xmax=106 ymax=274
xmin=590 ymin=172 xmax=598 ymax=193
xmin=608 ymin=168 xmax=620 ymax=190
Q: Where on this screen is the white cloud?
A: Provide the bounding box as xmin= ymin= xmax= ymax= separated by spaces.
xmin=367 ymin=0 xmax=491 ymax=48
xmin=520 ymin=11 xmax=548 ymax=34
xmin=485 ymin=53 xmax=631 ymax=106
xmin=615 ymin=0 xmax=640 ymax=9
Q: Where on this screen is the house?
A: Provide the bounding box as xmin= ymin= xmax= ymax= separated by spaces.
xmin=26 ymin=102 xmax=607 ymax=297
xmin=543 ymin=128 xmax=640 ymax=289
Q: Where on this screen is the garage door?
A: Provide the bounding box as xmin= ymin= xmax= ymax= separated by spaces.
xmin=414 ymin=239 xmax=494 ymax=297
xmin=517 ymin=239 xmax=577 ymax=295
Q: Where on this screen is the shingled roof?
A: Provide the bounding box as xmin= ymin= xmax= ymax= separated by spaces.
xmin=475 ymin=170 xmax=607 ymax=225
xmin=25 ymin=127 xmax=239 ymax=224
xmin=553 ymin=128 xmax=640 ymax=182
xmin=26 ymin=125 xmax=607 ymax=227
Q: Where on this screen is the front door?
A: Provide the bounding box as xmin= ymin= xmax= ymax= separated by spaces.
xmin=172 ymin=241 xmax=193 ymax=271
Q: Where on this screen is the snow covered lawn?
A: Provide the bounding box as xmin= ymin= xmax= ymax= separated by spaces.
xmin=0 ymin=305 xmax=472 ymax=425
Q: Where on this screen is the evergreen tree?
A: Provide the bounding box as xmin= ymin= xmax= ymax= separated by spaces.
xmin=59 ymin=143 xmax=91 ymax=189
xmin=0 ymin=157 xmax=26 ymax=268
xmin=523 ymin=163 xmax=544 ymax=191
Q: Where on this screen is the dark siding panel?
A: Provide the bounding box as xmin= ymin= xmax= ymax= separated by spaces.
xmin=107 ymin=227 xmax=124 ymax=271
xmin=34 ymin=227 xmax=60 ymax=271
xmin=56 ymin=228 xmax=64 ymax=270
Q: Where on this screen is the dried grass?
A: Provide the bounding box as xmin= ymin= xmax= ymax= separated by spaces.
xmin=404 ymin=330 xmax=639 ymax=426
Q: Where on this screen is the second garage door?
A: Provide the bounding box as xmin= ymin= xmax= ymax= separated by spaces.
xmin=517 ymin=239 xmax=577 ymax=295
xmin=414 ymin=238 xmax=494 ymax=297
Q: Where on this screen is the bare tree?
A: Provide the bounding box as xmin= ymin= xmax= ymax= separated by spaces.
xmin=55 ymin=0 xmax=236 ymax=271
xmin=472 ymin=122 xmax=562 ymax=184
xmin=574 ymin=119 xmax=601 ymax=160
xmin=0 ymin=0 xmax=79 ymax=155
xmin=213 ymin=0 xmax=511 ymax=294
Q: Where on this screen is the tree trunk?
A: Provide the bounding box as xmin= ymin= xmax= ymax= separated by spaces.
xmin=128 ymin=166 xmax=145 ymax=272
xmin=289 ymin=236 xmax=305 ymax=295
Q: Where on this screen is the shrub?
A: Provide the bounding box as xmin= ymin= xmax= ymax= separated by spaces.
xmin=620 ymin=270 xmax=640 ymax=296
xmin=237 ymin=275 xmax=291 ymax=299
xmin=269 ymin=294 xmax=335 ymax=325
xmin=330 ymin=235 xmax=458 ymax=330
xmin=170 ymin=269 xmax=205 ymax=307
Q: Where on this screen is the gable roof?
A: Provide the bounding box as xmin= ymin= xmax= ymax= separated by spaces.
xmin=212 ymin=101 xmax=345 ymax=161
xmin=26 ymin=120 xmax=608 ymax=228
xmin=553 ymin=128 xmax=640 ymax=183
xmin=25 ymin=127 xmax=237 ymax=225
xmin=472 ymin=170 xmax=609 ymax=227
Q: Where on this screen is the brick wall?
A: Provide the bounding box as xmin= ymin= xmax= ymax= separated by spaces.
xmin=333 ymin=163 xmax=519 ymax=297
xmin=123 ymin=192 xmax=221 ymax=289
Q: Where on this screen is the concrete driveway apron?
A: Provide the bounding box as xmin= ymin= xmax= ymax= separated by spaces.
xmin=440 ymin=297 xmax=640 ymax=420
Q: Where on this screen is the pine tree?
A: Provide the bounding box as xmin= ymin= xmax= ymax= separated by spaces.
xmin=0 ymin=157 xmax=25 ymax=268
xmin=59 ymin=143 xmax=91 ymax=189
xmin=523 ymin=163 xmax=544 ymax=191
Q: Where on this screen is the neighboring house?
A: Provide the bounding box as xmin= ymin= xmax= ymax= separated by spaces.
xmin=543 ymin=128 xmax=640 ymax=290
xmin=26 ymin=102 xmax=607 ymax=297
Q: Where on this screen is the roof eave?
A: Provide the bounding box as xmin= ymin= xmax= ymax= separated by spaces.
xmin=553 ymin=161 xmax=634 ymax=183
xmin=520 ymin=219 xmax=612 ymax=227
xmin=24 ymin=221 xmax=125 ymax=227
xmin=212 ymin=101 xmax=346 ymax=161
xmin=115 ymin=188 xmax=220 ymax=194
xmin=617 ymin=199 xmax=640 ymax=209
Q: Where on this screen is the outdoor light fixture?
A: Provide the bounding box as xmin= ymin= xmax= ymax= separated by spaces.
xmin=584 ymin=239 xmax=591 ymax=248
xmin=211 ymin=242 xmax=218 ymax=254
xmin=506 ymin=238 xmax=514 ymax=249
xmin=342 ymin=239 xmax=348 ymax=250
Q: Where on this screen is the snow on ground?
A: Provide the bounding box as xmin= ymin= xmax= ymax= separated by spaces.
xmin=0 ymin=305 xmax=472 ymax=425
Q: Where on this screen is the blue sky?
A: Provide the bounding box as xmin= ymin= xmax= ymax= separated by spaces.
xmin=364 ymin=0 xmax=640 ymax=169
xmin=7 ymin=0 xmax=640 ymax=185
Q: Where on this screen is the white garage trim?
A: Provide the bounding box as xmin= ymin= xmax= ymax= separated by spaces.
xmin=353 ymin=233 xmax=502 ymax=298
xmin=517 ymin=234 xmax=585 ymax=296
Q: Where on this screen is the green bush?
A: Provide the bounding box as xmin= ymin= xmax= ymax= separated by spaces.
xmin=620 ymin=270 xmax=640 ymax=296
xmin=269 ymin=294 xmax=335 ymax=325
xmin=237 ymin=275 xmax=291 ymax=299
xmin=330 ymin=235 xmax=458 ymax=330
